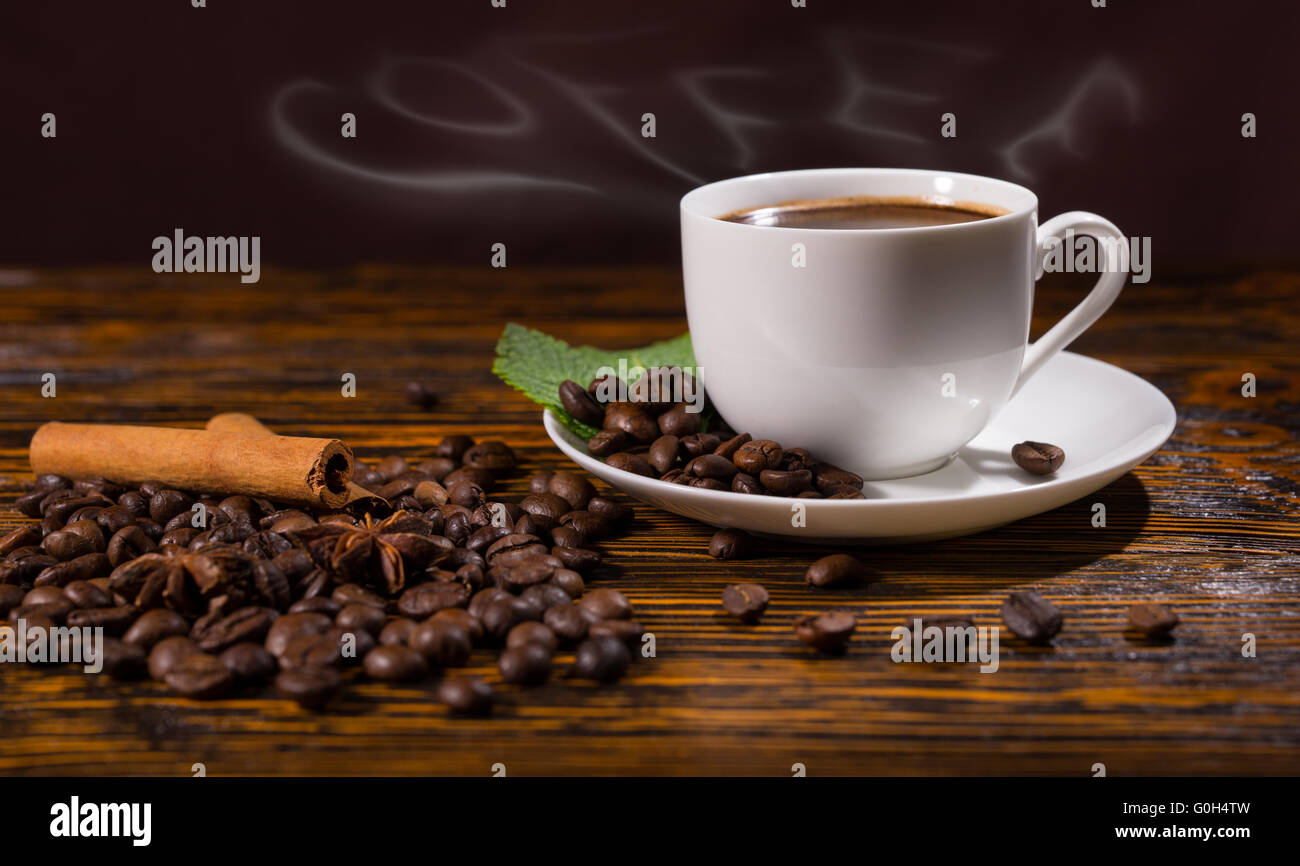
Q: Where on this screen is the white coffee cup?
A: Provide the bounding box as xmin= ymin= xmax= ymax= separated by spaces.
xmin=680 ymin=167 xmax=1127 ymax=480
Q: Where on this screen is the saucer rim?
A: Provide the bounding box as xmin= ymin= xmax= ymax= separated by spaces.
xmin=541 ymin=351 xmax=1176 ymax=510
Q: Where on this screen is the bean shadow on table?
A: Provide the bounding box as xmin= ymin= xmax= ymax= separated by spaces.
xmin=756 ymin=471 xmax=1153 ymax=598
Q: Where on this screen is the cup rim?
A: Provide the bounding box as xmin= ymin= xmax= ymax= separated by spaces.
xmin=679 ymin=167 xmax=1038 ymax=234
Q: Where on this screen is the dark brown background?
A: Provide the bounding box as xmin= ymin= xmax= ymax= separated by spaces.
xmin=3 ymin=0 xmax=1297 ymax=268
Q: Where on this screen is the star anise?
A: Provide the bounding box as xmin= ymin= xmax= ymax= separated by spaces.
xmin=289 ymin=510 xmax=449 ymax=596
xmin=108 ymin=545 xmax=255 ymax=617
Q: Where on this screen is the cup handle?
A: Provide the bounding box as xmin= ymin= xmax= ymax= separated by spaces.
xmin=1012 ymin=211 xmax=1128 ymax=397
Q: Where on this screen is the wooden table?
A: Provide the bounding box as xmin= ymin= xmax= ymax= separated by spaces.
xmin=1 ymin=266 xmax=1296 ymax=776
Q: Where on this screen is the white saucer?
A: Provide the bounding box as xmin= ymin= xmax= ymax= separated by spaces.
xmin=542 ymin=352 xmax=1176 ymax=544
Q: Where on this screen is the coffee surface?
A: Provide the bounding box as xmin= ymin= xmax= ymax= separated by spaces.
xmin=719 ymin=195 xmax=1009 ymax=229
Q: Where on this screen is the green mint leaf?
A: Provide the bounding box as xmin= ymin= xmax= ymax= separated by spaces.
xmin=492 ymin=322 xmax=700 ymax=439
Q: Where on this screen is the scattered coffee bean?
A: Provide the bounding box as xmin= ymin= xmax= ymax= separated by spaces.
xmin=405 ymin=381 xmax=439 ymax=410
xmin=164 ymin=652 xmax=235 ymax=699
xmin=721 ymin=583 xmax=769 ymax=623
xmin=363 ymin=645 xmax=429 ymax=682
xmin=220 ymin=642 xmax=278 ymax=680
xmin=570 ymin=636 xmax=630 ymax=682
xmin=409 ymin=619 xmax=472 ymax=667
xmin=1011 ymin=441 xmax=1065 ymax=475
xmin=804 ymin=554 xmax=869 ymax=588
xmin=1000 ymin=591 xmax=1063 ymax=645
xmin=276 ymin=666 xmax=341 ymax=709
xmin=708 ymin=528 xmax=753 ymax=560
xmin=438 ymin=676 xmax=493 ymax=716
xmin=498 ymin=643 xmax=552 ymax=685
xmin=794 ymin=611 xmax=856 ymax=653
xmin=1128 ymin=602 xmax=1179 ymax=638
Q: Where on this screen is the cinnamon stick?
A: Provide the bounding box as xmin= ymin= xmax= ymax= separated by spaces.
xmin=29 ymin=422 xmax=354 ymax=509
xmin=205 ymin=413 xmax=384 ymax=510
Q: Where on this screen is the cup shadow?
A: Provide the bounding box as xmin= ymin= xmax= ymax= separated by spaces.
xmin=759 ymin=471 xmax=1153 ymax=598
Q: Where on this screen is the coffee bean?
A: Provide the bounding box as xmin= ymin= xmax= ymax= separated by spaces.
xmin=543 ymin=603 xmax=588 ymax=644
xmin=147 ymin=489 xmax=193 ymax=526
xmin=479 ymin=596 xmax=522 ymax=643
xmin=1000 ymin=591 xmax=1063 ymax=645
xmin=570 ymin=636 xmax=630 ymax=682
xmin=438 ymin=676 xmax=493 ymax=716
xmin=220 ymin=642 xmax=278 ymax=680
xmin=0 ymin=585 xmax=24 ymax=618
xmin=587 ymin=619 xmax=643 ymax=647
xmin=279 ymin=630 xmax=347 ymax=670
xmin=794 ymin=611 xmax=856 ymax=653
xmin=721 ymin=583 xmax=769 ymax=623
xmin=758 ymin=469 xmax=813 ymax=496
xmin=435 ymin=434 xmax=475 ymax=461
xmin=656 ymin=403 xmax=701 ymax=437
xmin=578 ymin=588 xmax=632 ymax=621
xmin=336 ymin=603 xmax=387 ymax=636
xmin=409 ymin=618 xmax=472 ymax=666
xmin=363 ymin=644 xmax=428 ymax=681
xmin=730 ymin=473 xmax=764 ymax=495
xmin=288 ymin=596 xmax=341 ymax=617
xmin=404 ymin=380 xmax=438 ymax=410
xmin=559 ymin=379 xmax=605 ymax=427
xmin=733 ymin=439 xmax=784 ymax=474
xmin=35 ymin=552 xmax=111 ymax=587
xmin=548 ymin=471 xmax=595 ymax=510
xmin=708 ymin=528 xmax=753 ymax=560
xmin=42 ymin=530 xmax=97 ymax=562
xmin=398 ymin=582 xmax=468 ymax=618
xmin=464 ymin=440 xmax=517 ymax=473
xmin=276 ymin=666 xmax=341 ymax=709
xmin=586 ymin=496 xmax=632 ymax=527
xmin=779 ymin=448 xmax=813 ymax=472
xmin=586 ymin=429 xmax=631 ymax=457
xmin=498 ymin=643 xmax=552 ymax=685
xmin=332 ymin=583 xmax=388 ymax=610
xmin=603 ymin=403 xmax=659 ymax=443
xmin=0 ymin=523 xmax=42 ymax=558
xmin=713 ymin=433 xmax=751 ymax=460
xmin=63 ymin=579 xmax=113 ymax=609
xmin=377 ymin=617 xmax=416 ymax=646
xmin=124 ymin=608 xmax=190 ymax=649
xmin=66 ymin=605 xmax=135 ymax=634
xmin=147 ymin=635 xmax=200 ymax=680
xmin=165 ymin=652 xmax=235 ymax=699
xmin=99 ymin=638 xmax=147 ymax=680
xmin=1128 ymin=602 xmax=1179 ymax=638
xmin=431 ymin=607 xmax=483 ymax=644
xmin=804 ymin=554 xmax=869 ymax=589
xmin=813 ymin=464 xmax=865 ymax=493
xmin=265 ymin=612 xmax=333 ymax=657
xmin=1011 ymin=441 xmax=1065 ymax=475
xmin=506 ymin=621 xmax=557 ymax=652
xmin=605 ymin=452 xmax=657 ymax=478
xmin=194 ymin=606 xmax=279 ymax=652
xmin=687 ymin=454 xmax=739 ymax=479
xmin=550 ymin=546 xmax=599 ymax=576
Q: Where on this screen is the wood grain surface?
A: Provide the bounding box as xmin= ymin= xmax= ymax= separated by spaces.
xmin=0 ymin=266 xmax=1296 ymax=777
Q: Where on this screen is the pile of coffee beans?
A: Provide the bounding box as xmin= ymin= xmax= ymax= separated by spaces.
xmin=0 ymin=437 xmax=648 ymax=713
xmin=559 ymin=376 xmax=866 ymax=498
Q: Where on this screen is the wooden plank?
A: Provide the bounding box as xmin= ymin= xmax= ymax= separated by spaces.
xmin=0 ymin=267 xmax=1296 ymax=776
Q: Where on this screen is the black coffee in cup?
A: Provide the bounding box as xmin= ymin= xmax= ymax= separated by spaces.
xmin=719 ymin=194 xmax=1009 ymax=229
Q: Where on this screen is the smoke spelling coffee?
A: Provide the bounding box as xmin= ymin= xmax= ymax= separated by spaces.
xmin=719 ymin=195 xmax=1010 ymax=230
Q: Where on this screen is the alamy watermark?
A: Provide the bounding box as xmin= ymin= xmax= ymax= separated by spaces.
xmin=1042 ymin=229 xmax=1150 ymax=284
xmin=591 ymin=362 xmax=706 ymax=414
xmin=0 ymin=618 xmax=104 ymax=673
xmin=151 ymin=229 xmax=261 ymax=284
xmin=891 ymin=618 xmax=1000 ymax=673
